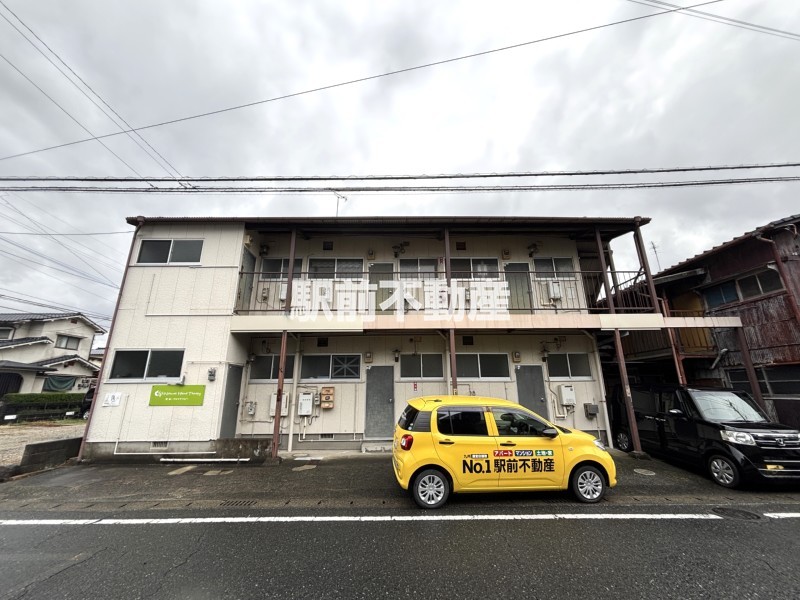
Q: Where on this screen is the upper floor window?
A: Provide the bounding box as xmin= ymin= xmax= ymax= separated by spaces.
xmin=260 ymin=258 xmax=302 ymax=280
xmin=547 ymin=353 xmax=591 ymax=379
xmin=533 ymin=257 xmax=574 ymax=279
xmin=137 ymin=240 xmax=203 ymax=264
xmin=55 ymin=335 xmax=81 ymax=350
xmin=400 ymin=354 xmax=444 ymax=379
xmin=399 ymin=259 xmax=438 ymax=280
xmin=703 ymin=268 xmax=783 ymax=309
xmin=0 ymin=327 xmax=12 ymax=341
xmin=451 ymin=258 xmax=499 ymax=279
xmin=300 ymin=354 xmax=361 ymax=380
xmin=456 ymin=353 xmax=510 ymax=379
xmin=109 ymin=349 xmax=184 ymax=380
xmin=308 ymin=258 xmax=363 ymax=279
xmin=250 ymin=354 xmax=295 ymax=381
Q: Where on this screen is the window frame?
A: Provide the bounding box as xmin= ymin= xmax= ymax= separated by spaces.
xmin=399 ymin=258 xmax=439 ymax=280
xmin=399 ymin=353 xmax=445 ymax=380
xmin=702 ymin=267 xmax=784 ymax=309
xmin=299 ymin=353 xmax=362 ymax=381
xmin=107 ymin=348 xmax=185 ymax=382
xmin=450 ymin=257 xmax=500 ymax=280
xmin=136 ymin=239 xmax=204 ymax=265
xmin=546 ymin=352 xmax=592 ymax=380
xmin=0 ymin=327 xmax=13 ymax=341
xmin=533 ymin=257 xmax=576 ymax=279
xmin=259 ymin=258 xmax=303 ymax=281
xmin=55 ymin=334 xmax=81 ymax=350
xmin=308 ymin=258 xmax=364 ymax=280
xmin=249 ymin=354 xmax=296 ymax=382
xmin=454 ymin=352 xmax=511 ymax=380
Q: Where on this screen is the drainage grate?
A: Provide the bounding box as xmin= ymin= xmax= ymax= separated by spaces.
xmin=151 ymin=441 xmax=168 ymax=449
xmin=712 ymin=507 xmax=761 ymax=521
xmin=219 ymin=500 xmax=258 ymax=507
xmin=319 ymin=433 xmax=335 ymax=440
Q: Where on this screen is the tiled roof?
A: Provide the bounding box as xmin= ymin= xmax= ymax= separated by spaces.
xmin=0 ymin=336 xmax=52 ymax=349
xmin=0 ymin=312 xmax=106 ymax=333
xmin=658 ymin=214 xmax=800 ymax=276
xmin=0 ymin=360 xmax=57 ymax=372
xmin=29 ymin=354 xmax=100 ymax=371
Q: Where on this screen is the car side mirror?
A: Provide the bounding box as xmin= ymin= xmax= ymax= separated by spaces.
xmin=542 ymin=427 xmax=558 ymax=438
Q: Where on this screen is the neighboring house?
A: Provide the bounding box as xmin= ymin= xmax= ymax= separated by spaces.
xmin=616 ymin=214 xmax=800 ymax=426
xmin=89 ymin=348 xmax=105 ymax=371
xmin=0 ymin=313 xmax=106 ymax=396
xmin=82 ymin=215 xmax=743 ymax=461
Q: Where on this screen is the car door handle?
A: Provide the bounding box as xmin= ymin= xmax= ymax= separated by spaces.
xmin=500 ymin=442 xmax=516 ymax=447
xmin=439 ymin=440 xmax=455 ymax=446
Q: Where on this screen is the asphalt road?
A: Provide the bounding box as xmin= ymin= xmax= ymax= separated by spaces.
xmin=1 ymin=452 xmax=799 ymax=599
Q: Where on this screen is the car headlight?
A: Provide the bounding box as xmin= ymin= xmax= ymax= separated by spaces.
xmin=720 ymin=430 xmax=756 ymax=446
xmin=593 ymin=439 xmax=606 ymax=451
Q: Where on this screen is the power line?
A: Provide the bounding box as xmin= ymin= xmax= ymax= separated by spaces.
xmin=3 ymin=175 xmax=799 ymax=194
xmin=0 ymin=292 xmax=111 ymax=321
xmin=0 ymin=230 xmax=131 ymax=236
xmin=0 ymin=0 xmax=724 ymax=164
xmin=0 ymin=2 xmax=190 ymax=185
xmin=1 ymin=159 xmax=798 ymax=183
xmin=0 ymin=52 xmax=152 ymax=181
xmin=626 ymin=0 xmax=800 ymax=41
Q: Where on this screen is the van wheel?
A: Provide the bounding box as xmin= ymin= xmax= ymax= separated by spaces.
xmin=571 ymin=465 xmax=606 ymax=503
xmin=615 ymin=431 xmax=633 ymax=452
xmin=412 ymin=469 xmax=450 ymax=509
xmin=707 ymin=455 xmax=740 ymax=488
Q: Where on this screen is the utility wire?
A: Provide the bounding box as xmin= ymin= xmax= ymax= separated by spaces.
xmin=2 ymin=159 xmax=799 ymax=183
xmin=0 ymin=230 xmax=131 ymax=235
xmin=0 ymin=2 xmax=190 ymax=185
xmin=3 ymin=175 xmax=799 ymax=193
xmin=0 ymin=0 xmax=724 ymax=163
xmin=0 ymin=52 xmax=153 ymax=182
xmin=0 ymin=292 xmax=111 ymax=321
xmin=626 ymin=0 xmax=800 ymax=41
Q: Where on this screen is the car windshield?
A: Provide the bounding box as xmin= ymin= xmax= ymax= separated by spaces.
xmin=689 ymin=390 xmax=767 ymax=423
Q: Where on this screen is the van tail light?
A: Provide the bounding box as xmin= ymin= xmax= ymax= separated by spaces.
xmin=400 ymin=434 xmax=414 ymax=451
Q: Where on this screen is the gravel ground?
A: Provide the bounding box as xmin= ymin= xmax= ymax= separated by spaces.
xmin=0 ymin=422 xmax=86 ymax=466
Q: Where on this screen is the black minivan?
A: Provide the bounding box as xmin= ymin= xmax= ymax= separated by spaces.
xmin=611 ymin=385 xmax=800 ymax=488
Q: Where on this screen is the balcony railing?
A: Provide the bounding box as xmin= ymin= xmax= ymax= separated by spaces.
xmin=622 ymin=309 xmax=717 ymax=358
xmin=235 ymin=270 xmax=655 ymax=316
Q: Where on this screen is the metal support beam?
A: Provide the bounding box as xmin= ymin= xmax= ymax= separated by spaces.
xmin=444 ymin=228 xmax=458 ymax=394
xmin=661 ymin=295 xmax=687 ymax=385
xmin=736 ymin=326 xmax=766 ymax=412
xmin=634 ymin=217 xmax=660 ymax=313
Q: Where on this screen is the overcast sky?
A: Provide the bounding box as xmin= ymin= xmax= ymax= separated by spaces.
xmin=0 ymin=0 xmax=798 ymax=341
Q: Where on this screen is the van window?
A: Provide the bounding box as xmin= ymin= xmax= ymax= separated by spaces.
xmin=689 ymin=390 xmax=767 ymax=423
xmin=631 ymin=389 xmax=656 ymax=414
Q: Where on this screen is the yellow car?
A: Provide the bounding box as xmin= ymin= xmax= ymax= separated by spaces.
xmin=392 ymin=395 xmax=617 ymax=508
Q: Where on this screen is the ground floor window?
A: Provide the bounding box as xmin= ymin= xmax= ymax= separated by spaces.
xmin=400 ymin=354 xmax=444 ymax=379
xmin=455 ymin=353 xmax=510 ymax=378
xmin=547 ymin=353 xmax=591 ymax=378
xmin=250 ymin=355 xmax=295 ymax=381
xmin=109 ymin=349 xmax=184 ymax=380
xmin=300 ymin=354 xmax=361 ymax=380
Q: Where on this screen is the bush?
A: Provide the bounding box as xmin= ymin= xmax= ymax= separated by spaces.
xmin=0 ymin=393 xmax=87 ymax=423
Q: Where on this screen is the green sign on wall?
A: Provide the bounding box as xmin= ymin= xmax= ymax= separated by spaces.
xmin=149 ymin=385 xmax=206 ymax=406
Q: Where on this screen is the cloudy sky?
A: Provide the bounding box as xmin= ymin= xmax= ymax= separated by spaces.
xmin=0 ymin=0 xmax=798 ymax=340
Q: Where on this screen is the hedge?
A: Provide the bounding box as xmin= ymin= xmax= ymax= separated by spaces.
xmin=0 ymin=393 xmax=87 ymax=423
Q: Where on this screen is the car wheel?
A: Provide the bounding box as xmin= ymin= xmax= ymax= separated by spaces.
xmin=615 ymin=430 xmax=633 ymax=452
xmin=707 ymin=454 xmax=740 ymax=488
xmin=571 ymin=465 xmax=606 ymax=503
xmin=412 ymin=469 xmax=450 ymax=509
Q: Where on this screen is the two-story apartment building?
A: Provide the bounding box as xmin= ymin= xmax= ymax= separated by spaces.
xmin=617 ymin=214 xmax=800 ymax=426
xmin=0 ymin=312 xmax=105 ymax=396
xmin=81 ymin=215 xmax=745 ymax=462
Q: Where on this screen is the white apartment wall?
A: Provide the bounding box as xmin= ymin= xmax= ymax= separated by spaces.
xmin=86 ymin=222 xmax=245 ymax=445
xmin=237 ymin=332 xmax=608 ymax=439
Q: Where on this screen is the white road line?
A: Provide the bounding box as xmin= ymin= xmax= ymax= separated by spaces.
xmin=0 ymin=513 xmax=734 ymax=526
xmin=763 ymin=513 xmax=800 ymax=519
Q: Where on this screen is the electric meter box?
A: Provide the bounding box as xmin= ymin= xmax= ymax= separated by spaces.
xmin=297 ymin=392 xmax=314 ymax=416
xmin=320 ymin=386 xmax=335 ymax=410
xmin=558 ymin=384 xmax=577 ymax=406
xmin=269 ymin=392 xmax=290 ymax=417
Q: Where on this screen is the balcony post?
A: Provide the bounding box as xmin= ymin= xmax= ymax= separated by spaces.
xmin=736 ymin=326 xmax=767 ymax=412
xmin=596 ymin=227 xmax=643 ymax=455
xmin=633 ymin=217 xmax=660 ymax=313
xmin=662 ymin=294 xmax=687 ymax=385
xmin=272 ymin=228 xmax=298 ymax=459
xmin=444 ymin=227 xmax=458 ymax=394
